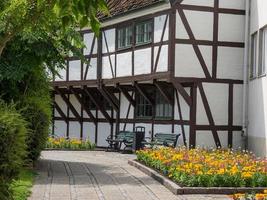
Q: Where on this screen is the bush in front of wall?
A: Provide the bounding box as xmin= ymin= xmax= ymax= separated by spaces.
xmin=0 ymin=101 xmax=27 ymax=199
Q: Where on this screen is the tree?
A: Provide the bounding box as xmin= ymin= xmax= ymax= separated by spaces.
xmin=0 ymin=0 xmax=108 ymax=56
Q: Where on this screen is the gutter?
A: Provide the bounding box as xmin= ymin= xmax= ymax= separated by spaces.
xmin=242 ymin=0 xmax=251 ymax=149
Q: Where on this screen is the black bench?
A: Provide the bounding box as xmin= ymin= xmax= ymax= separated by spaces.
xmin=106 ymin=131 xmax=134 ymax=152
xmin=142 ymin=133 xmax=180 ymax=148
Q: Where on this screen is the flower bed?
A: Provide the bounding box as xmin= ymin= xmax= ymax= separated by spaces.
xmin=136 ymin=147 xmax=267 ymax=188
xmin=46 ymin=137 xmax=96 ymax=150
xmin=232 ymin=190 xmax=267 ymax=200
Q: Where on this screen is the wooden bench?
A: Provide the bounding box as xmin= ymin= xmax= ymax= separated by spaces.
xmin=142 ymin=133 xmax=180 ymax=148
xmin=106 ymin=131 xmax=134 ymax=152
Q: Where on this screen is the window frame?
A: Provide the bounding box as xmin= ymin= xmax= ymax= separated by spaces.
xmin=250 ymin=32 xmax=258 ymax=79
xmin=117 ymin=25 xmax=133 ymax=50
xmin=155 ymin=89 xmax=173 ymax=120
xmin=259 ymin=27 xmax=267 ymax=77
xmin=116 ymin=19 xmax=154 ymax=50
xmin=135 ymin=20 xmax=153 ymax=46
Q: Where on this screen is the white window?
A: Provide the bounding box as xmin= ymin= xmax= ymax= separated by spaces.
xmin=117 ymin=26 xmax=133 ymax=49
xmin=250 ymin=33 xmax=257 ymax=78
xmin=259 ymin=27 xmax=267 ymax=76
xmin=136 ymin=21 xmax=152 ymax=45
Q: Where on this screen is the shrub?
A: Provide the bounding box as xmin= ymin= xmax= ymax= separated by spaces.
xmin=0 ymin=101 xmax=27 ymax=199
xmin=21 ymin=99 xmax=51 ymax=162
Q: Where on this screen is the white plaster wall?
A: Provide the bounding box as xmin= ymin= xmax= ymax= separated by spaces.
xmin=174 ymin=91 xmax=190 ymax=121
xmin=116 ymin=52 xmax=132 ymax=77
xmin=199 ymin=45 xmax=213 ymax=75
xmin=218 ymin=14 xmax=245 ymax=43
xmin=69 ymin=94 xmax=81 ymax=118
xmin=181 ymin=0 xmax=214 ymax=7
xmin=83 ymin=33 xmax=97 ymax=55
xmin=97 ymin=123 xmax=111 ymax=147
xmin=248 ymin=77 xmax=267 ymax=155
xmin=83 ymin=122 xmax=96 ymax=142
xmin=184 ymin=10 xmax=213 ymax=40
xmin=174 ymin=125 xmax=189 ymax=146
xmin=83 ymin=58 xmax=97 ymax=80
xmin=176 ymin=10 xmax=189 ymax=39
xmin=54 ymin=95 xmax=67 ymax=116
xmin=233 ymin=84 xmax=243 ymax=126
xmin=219 ymin=0 xmax=245 ymax=9
xmin=119 ymin=124 xmax=134 ymax=132
xmin=196 ymin=131 xmax=229 ymax=148
xmin=102 ymin=29 xmax=116 ymax=53
xmin=154 ymin=15 xmax=169 ymax=43
xmin=175 ymin=44 xmax=205 ymax=77
xmin=154 ymin=125 xmax=172 ymax=134
xmin=69 ymin=60 xmax=81 ymax=80
xmin=217 ymin=47 xmax=244 ymax=80
xmin=250 ymin=0 xmax=267 ymax=34
xmin=233 ymin=131 xmax=244 ymax=149
xmin=202 ymin=83 xmax=229 ymax=125
xmin=69 ymin=122 xmax=81 ymax=138
xmin=134 ymin=48 xmax=151 ymax=75
xmin=248 ymin=0 xmax=267 ymax=157
xmin=154 ymin=45 xmax=168 ymax=72
xmin=102 ymin=55 xmax=115 ymax=79
xmin=120 ymin=93 xmax=134 ymax=119
xmin=54 ymin=121 xmax=67 ymax=137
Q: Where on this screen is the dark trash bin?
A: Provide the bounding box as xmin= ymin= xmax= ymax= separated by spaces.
xmin=132 ymin=126 xmax=145 ymax=151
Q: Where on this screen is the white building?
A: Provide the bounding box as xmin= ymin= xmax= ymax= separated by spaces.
xmin=51 ymin=0 xmax=267 ymax=156
xmin=247 ymin=0 xmax=267 ymax=157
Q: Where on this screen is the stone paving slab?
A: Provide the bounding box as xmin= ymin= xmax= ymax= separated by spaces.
xmin=29 ymin=151 xmax=231 ymax=200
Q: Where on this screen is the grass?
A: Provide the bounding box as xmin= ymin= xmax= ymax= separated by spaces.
xmin=10 ymin=169 xmax=36 ymax=200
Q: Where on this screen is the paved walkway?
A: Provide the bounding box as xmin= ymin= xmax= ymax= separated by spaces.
xmin=29 ymin=151 xmax=230 ymax=200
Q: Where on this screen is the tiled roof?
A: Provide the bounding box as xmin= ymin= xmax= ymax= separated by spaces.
xmin=100 ymin=0 xmax=167 ymax=20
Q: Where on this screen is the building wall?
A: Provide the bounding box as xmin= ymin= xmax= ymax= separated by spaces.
xmin=248 ymin=0 xmax=267 ymax=157
xmin=53 ymin=1 xmax=246 ymax=149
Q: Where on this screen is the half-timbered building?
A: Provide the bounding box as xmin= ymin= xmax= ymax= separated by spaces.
xmin=52 ymin=0 xmax=246 ymax=148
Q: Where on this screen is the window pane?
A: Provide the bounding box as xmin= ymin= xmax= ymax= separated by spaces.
xmin=263 ymin=28 xmax=267 ymax=74
xmin=251 ymin=33 xmax=257 ymax=78
xmin=117 ymin=26 xmax=132 ymax=49
xmin=155 ymin=90 xmax=173 ymax=118
xmin=136 ymin=21 xmax=152 ymax=45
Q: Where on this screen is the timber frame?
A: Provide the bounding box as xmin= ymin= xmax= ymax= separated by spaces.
xmin=52 ymin=0 xmax=244 ymax=148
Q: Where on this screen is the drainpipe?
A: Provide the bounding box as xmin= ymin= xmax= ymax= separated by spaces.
xmin=242 ymin=0 xmax=250 ymax=150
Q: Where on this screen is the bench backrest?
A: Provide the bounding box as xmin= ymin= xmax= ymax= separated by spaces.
xmin=116 ymin=131 xmax=134 ymax=141
xmin=154 ymin=133 xmax=180 ymax=147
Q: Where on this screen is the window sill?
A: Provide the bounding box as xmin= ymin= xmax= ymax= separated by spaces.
xmin=258 ymin=73 xmax=266 ymax=78
xmin=135 ymin=41 xmax=152 ymax=47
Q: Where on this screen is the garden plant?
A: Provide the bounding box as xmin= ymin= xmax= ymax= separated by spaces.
xmin=46 ymin=137 xmax=96 ymax=150
xmin=136 ymin=147 xmax=267 ymax=187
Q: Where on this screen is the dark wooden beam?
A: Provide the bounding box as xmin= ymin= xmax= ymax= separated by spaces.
xmin=189 ymin=84 xmax=197 ymax=148
xmin=175 ymin=90 xmax=187 ymax=146
xmin=154 ymin=81 xmax=173 ymax=105
xmin=198 ymin=83 xmax=221 ymax=147
xmin=172 ymin=79 xmax=192 ymax=106
xmin=228 ymin=83 xmax=234 ymax=148
xmin=54 ymin=87 xmax=82 ymax=123
xmin=117 ymin=84 xmax=136 ymax=107
xmin=134 ymin=82 xmax=154 ymax=105
xmin=83 ymin=86 xmax=112 ymax=124
xmin=69 ymin=86 xmax=97 ymax=125
xmin=53 ymin=100 xmax=68 ymax=123
xmin=98 ymin=85 xmax=119 ymax=112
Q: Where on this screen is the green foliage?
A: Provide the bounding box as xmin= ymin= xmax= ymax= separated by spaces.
xmin=9 ymin=169 xmax=36 ymax=200
xmin=46 ymin=137 xmax=96 ymax=150
xmin=0 ymin=0 xmax=108 ymax=56
xmin=0 ymin=101 xmax=27 ymax=199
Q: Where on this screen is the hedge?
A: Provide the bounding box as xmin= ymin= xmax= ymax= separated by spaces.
xmin=0 ymin=102 xmax=27 ymax=199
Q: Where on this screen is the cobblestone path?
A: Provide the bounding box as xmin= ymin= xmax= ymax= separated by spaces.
xmin=29 ymin=151 xmax=230 ymax=200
